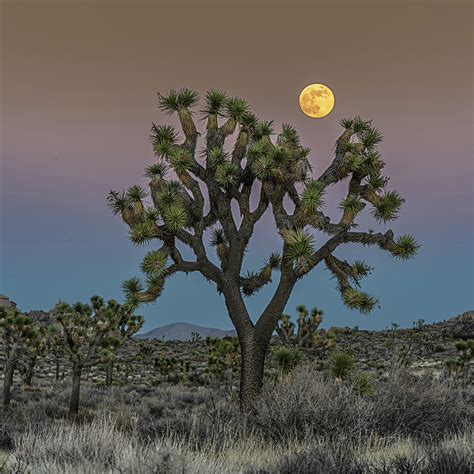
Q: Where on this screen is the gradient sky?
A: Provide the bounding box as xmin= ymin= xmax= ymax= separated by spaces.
xmin=1 ymin=1 xmax=473 ymax=332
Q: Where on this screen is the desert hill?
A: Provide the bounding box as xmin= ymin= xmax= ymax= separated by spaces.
xmin=135 ymin=322 xmax=237 ymax=341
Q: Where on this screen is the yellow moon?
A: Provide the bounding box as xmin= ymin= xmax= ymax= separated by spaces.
xmin=299 ymin=83 xmax=335 ymax=118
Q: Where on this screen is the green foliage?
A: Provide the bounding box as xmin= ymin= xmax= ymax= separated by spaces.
xmin=129 ymin=221 xmax=156 ymax=246
xmin=121 ymin=277 xmax=144 ymax=299
xmin=252 ymin=120 xmax=274 ymax=140
xmin=107 ymin=191 xmax=129 ymax=216
xmin=274 ymin=347 xmax=302 ymax=374
xmin=342 ymin=289 xmax=378 ymax=314
xmin=252 ymin=155 xmax=274 ymax=181
xmin=140 ymin=250 xmax=169 ymax=277
xmin=162 ymin=205 xmax=188 ymax=232
xmin=158 ymin=88 xmax=199 ymax=113
xmin=390 ymin=235 xmax=420 ymax=259
xmin=154 ymin=356 xmax=177 ymax=380
xmin=371 ymin=190 xmax=404 ymax=222
xmin=352 ymin=372 xmax=374 ymax=396
xmin=283 ymin=229 xmax=316 ymax=271
xmin=360 ymin=127 xmax=383 ymax=148
xmin=300 ymin=180 xmax=325 ymax=214
xmin=206 ymin=337 xmax=240 ymax=381
xmin=207 ymin=147 xmax=229 ymax=168
xmin=277 ymin=124 xmax=300 ymax=149
xmin=366 ymin=171 xmax=388 ymax=191
xmin=169 ymin=148 xmax=193 ymax=175
xmin=339 ymin=195 xmax=365 ymax=216
xmin=215 ymin=163 xmax=239 ymax=189
xmin=351 ymin=260 xmax=373 ymax=281
xmin=0 ymin=308 xmax=42 ymax=363
xmin=150 ymin=124 xmax=177 ymax=144
xmin=201 ymin=89 xmax=228 ymax=116
xmin=145 ymin=161 xmax=168 ymax=179
xmin=277 ymin=305 xmax=335 ymax=353
xmin=55 ymin=297 xmax=143 ymax=362
xmin=330 ymin=352 xmax=354 ymax=379
xmin=224 ymin=97 xmax=249 ymax=121
xmin=266 ymin=252 xmax=281 ymax=269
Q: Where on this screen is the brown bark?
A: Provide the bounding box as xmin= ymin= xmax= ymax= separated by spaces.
xmin=3 ymin=360 xmax=15 ymax=408
xmin=105 ymin=361 xmax=113 ymax=387
xmin=69 ymin=364 xmax=83 ymax=418
xmin=24 ymin=357 xmax=36 ymax=386
xmin=239 ymin=334 xmax=269 ymax=412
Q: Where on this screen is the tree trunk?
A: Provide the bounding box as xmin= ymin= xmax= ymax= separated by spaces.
xmin=24 ymin=357 xmax=36 ymax=386
xmin=222 ymin=273 xmax=296 ymax=413
xmin=55 ymin=360 xmax=60 ymax=381
xmin=105 ymin=361 xmax=113 ymax=387
xmin=69 ymin=364 xmax=83 ymax=418
xmin=3 ymin=360 xmax=16 ymax=408
xmin=239 ymin=335 xmax=270 ymax=412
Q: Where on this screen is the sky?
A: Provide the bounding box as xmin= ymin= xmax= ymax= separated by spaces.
xmin=1 ymin=1 xmax=473 ymax=332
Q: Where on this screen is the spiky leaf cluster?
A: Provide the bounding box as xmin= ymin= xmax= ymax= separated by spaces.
xmin=201 ymin=90 xmax=228 ymax=116
xmin=283 ymin=229 xmax=316 ymax=272
xmin=300 ymin=180 xmax=326 ymax=214
xmin=342 ymin=288 xmax=378 ymax=314
xmin=159 ymin=89 xmax=199 ymax=113
xmin=371 ymin=191 xmax=404 ymax=222
xmin=390 ymin=235 xmax=420 ymax=259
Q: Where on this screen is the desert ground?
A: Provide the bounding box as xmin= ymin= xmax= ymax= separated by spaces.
xmin=0 ymin=311 xmax=472 ymax=473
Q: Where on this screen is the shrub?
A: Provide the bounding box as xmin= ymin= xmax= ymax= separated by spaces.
xmin=273 ymin=347 xmax=302 ymax=374
xmin=329 ymin=352 xmax=354 ymax=379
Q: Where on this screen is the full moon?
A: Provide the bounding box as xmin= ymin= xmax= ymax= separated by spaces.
xmin=299 ymin=83 xmax=335 ymax=118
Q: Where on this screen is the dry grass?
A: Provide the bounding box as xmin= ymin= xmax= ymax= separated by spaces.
xmin=1 ymin=366 xmax=472 ymax=473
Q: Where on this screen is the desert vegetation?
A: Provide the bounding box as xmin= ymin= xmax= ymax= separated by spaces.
xmin=1 ymin=305 xmax=473 ymax=472
xmin=1 ymin=90 xmax=472 ymax=472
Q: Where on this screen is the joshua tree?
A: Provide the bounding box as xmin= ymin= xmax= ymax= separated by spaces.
xmin=206 ymin=336 xmax=240 ymax=384
xmin=103 ymin=302 xmax=143 ymax=386
xmin=53 ymin=296 xmax=143 ymax=417
xmin=108 ymin=89 xmax=419 ymax=410
xmin=19 ymin=326 xmax=47 ymax=386
xmin=276 ymin=305 xmax=335 ymax=353
xmin=0 ymin=307 xmax=41 ymax=407
xmin=47 ymin=328 xmax=66 ymax=381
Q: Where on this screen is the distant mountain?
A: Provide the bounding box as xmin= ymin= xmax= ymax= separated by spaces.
xmin=136 ymin=322 xmax=237 ymax=341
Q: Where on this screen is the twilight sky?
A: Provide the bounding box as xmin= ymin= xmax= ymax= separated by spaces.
xmin=1 ymin=1 xmax=473 ymax=332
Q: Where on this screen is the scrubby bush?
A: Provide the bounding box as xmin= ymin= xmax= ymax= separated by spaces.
xmin=273 ymin=347 xmax=302 ymax=374
xmin=329 ymin=352 xmax=354 ymax=379
xmin=252 ymin=366 xmax=470 ymax=441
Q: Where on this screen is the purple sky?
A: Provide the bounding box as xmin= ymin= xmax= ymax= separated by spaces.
xmin=1 ymin=1 xmax=473 ymax=331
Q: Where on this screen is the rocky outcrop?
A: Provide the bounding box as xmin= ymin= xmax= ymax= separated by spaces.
xmin=0 ymin=294 xmax=17 ymax=309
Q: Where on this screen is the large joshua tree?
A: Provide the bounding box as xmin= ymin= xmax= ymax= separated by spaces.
xmin=108 ymin=89 xmax=419 ymax=410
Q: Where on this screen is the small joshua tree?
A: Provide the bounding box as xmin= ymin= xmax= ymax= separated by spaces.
xmin=53 ymin=296 xmax=143 ymax=417
xmin=0 ymin=307 xmax=41 ymax=407
xmin=108 ymin=89 xmax=419 ymax=410
xmin=446 ymin=339 xmax=473 ymax=393
xmin=103 ymin=302 xmax=143 ymax=387
xmin=206 ymin=336 xmax=240 ymax=384
xmin=276 ymin=305 xmax=335 ymax=353
xmin=46 ymin=327 xmax=66 ymax=381
xmin=19 ymin=325 xmax=47 ymax=386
